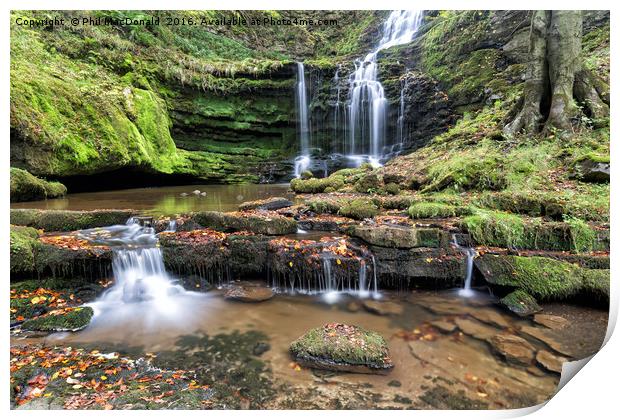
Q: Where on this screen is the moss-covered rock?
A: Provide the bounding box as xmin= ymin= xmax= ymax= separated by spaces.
xmin=21 ymin=306 xmax=94 ymax=332
xmin=408 ymin=202 xmax=470 ymax=219
xmin=354 ymin=172 xmax=382 ymax=193
xmin=10 ymin=168 xmax=67 ymax=202
xmin=580 ymin=268 xmax=610 ymax=303
xmin=10 ymin=209 xmax=135 ymax=232
xmin=290 ymin=323 xmax=393 ymax=374
xmin=499 ymin=290 xmax=542 ymax=317
xmin=338 ymin=198 xmax=378 ymax=220
xmin=461 ymin=210 xmax=602 ymax=252
xmin=190 ymin=211 xmax=297 ymax=235
xmin=10 ymin=225 xmax=39 ymax=274
xmin=351 ymin=225 xmax=442 ymax=249
xmin=290 ymin=175 xmax=345 ymax=194
xmin=306 ymin=196 xmax=343 ymax=214
xmin=475 ymin=254 xmax=610 ymax=303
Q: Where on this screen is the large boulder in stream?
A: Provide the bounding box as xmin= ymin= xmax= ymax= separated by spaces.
xmin=290 ymin=323 xmax=394 ymax=374
xmin=10 ymin=167 xmax=67 ymax=202
xmin=189 ymin=211 xmax=297 ymax=235
xmin=10 ymin=209 xmax=136 ymax=232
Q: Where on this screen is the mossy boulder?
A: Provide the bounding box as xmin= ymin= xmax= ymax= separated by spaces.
xmin=338 ymin=198 xmax=378 ymax=220
xmin=190 ymin=211 xmax=297 ymax=235
xmin=499 ymin=290 xmax=542 ymax=317
xmin=306 ymin=196 xmax=343 ymax=214
xmin=475 ymin=254 xmax=610 ymax=304
xmin=10 ymin=168 xmax=67 ymax=202
xmin=21 ymin=306 xmax=94 ymax=332
xmin=408 ymin=202 xmax=470 ymax=219
xmin=10 ymin=225 xmax=39 ymax=274
xmin=351 ymin=225 xmax=442 ymax=249
xmin=10 ymin=209 xmax=136 ymax=232
xmin=571 ymin=154 xmax=610 ymax=183
xmin=290 ymin=175 xmax=345 ymax=194
xmin=354 ymin=172 xmax=382 ymax=193
xmin=290 ymin=323 xmax=393 ymax=374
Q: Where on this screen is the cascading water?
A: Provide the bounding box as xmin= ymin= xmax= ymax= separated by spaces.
xmin=345 ymin=10 xmax=424 ymax=164
xmin=77 ymin=219 xmax=194 ymax=320
xmin=294 ymin=62 xmax=311 ymax=177
xmin=452 ymin=234 xmax=475 ymax=297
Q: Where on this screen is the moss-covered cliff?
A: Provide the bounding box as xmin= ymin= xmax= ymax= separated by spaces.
xmin=10 ymin=10 xmax=382 ymax=186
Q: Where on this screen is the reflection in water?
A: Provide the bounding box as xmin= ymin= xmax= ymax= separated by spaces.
xmin=11 ymin=184 xmax=294 ymax=216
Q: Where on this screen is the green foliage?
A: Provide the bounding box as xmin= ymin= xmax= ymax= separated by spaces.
xmin=563 ymin=216 xmax=596 ymax=253
xmin=22 ymin=306 xmax=94 ymax=331
xmin=10 ymin=168 xmax=66 ymax=202
xmin=338 ymin=198 xmax=378 ymax=220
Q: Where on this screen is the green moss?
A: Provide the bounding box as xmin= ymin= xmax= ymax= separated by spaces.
xmin=478 ymin=255 xmax=585 ymax=300
xmin=383 ymin=182 xmax=400 ymax=195
xmin=408 ymin=202 xmax=470 ymax=219
xmin=290 ymin=324 xmax=390 ymax=368
xmin=22 ymin=306 xmax=94 ymax=331
xmin=10 ymin=168 xmax=66 ymax=202
xmin=10 ymin=225 xmax=39 ymax=274
xmin=10 ymin=209 xmax=135 ymax=232
xmin=354 ymin=172 xmax=382 ymax=193
xmin=307 ymin=197 xmax=342 ymax=214
xmin=498 ymin=290 xmax=541 ymax=316
xmin=290 ymin=176 xmax=345 ymax=194
xmin=10 ymin=298 xmax=48 ymax=322
xmin=580 ymin=269 xmax=610 ymax=303
xmin=462 ymin=210 xmax=599 ymax=252
xmin=338 ymin=198 xmax=378 ymax=220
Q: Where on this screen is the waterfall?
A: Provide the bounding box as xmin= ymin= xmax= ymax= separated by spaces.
xmin=294 ymin=62 xmax=311 ymax=177
xmin=79 ymin=218 xmax=186 ymax=308
xmin=452 ymin=235 xmax=475 ymax=297
xmin=345 ymin=10 xmax=423 ymax=165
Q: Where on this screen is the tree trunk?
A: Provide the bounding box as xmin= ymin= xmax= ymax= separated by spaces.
xmin=503 ymin=10 xmax=609 ymax=137
xmin=544 ymin=11 xmax=582 ymax=132
xmin=503 ymin=11 xmax=549 ymax=138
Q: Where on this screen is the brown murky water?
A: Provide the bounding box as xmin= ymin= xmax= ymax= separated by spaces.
xmin=10 ymin=184 xmax=294 ymax=215
xmin=12 ymin=289 xmax=608 ymax=409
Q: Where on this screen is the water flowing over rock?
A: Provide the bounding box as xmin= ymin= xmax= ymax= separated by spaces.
xmin=346 ymin=10 xmax=424 ymax=163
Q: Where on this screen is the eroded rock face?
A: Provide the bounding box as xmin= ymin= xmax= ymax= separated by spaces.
xmin=290 ymin=323 xmax=394 ymax=374
xmin=224 ymin=282 xmax=274 ymax=303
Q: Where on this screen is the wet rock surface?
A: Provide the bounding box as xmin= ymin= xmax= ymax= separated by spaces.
xmin=362 ymin=299 xmax=404 ymax=316
xmin=239 ymin=197 xmax=294 ymax=211
xmin=533 ymin=314 xmax=569 ymax=330
xmin=536 ymin=350 xmax=568 ymax=374
xmin=487 ymin=334 xmax=536 ymax=366
xmin=224 ymin=281 xmax=274 ymax=302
